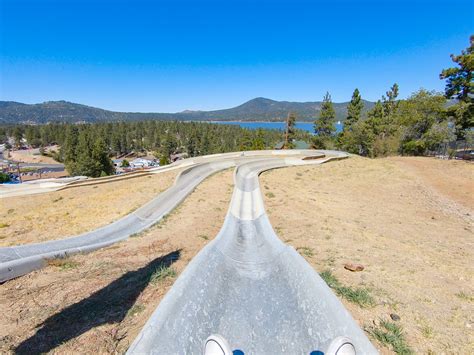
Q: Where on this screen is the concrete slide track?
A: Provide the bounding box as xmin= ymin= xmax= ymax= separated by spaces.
xmin=1 ymin=150 xmax=319 ymax=281
xmin=127 ymin=152 xmax=377 ymax=354
xmin=1 ymin=150 xmax=377 ymax=353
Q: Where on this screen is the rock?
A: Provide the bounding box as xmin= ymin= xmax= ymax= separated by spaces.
xmin=390 ymin=313 xmax=401 ymax=321
xmin=344 ymin=263 xmax=365 ymax=272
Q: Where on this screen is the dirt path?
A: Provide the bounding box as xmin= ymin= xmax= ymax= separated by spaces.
xmin=261 ymin=156 xmax=473 ymax=354
xmin=0 ymin=169 xmax=234 ymax=354
xmin=388 ymin=156 xmax=473 ymax=212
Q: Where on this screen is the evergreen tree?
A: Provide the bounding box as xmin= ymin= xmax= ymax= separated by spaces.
xmin=161 ymin=131 xmax=178 ymax=158
xmin=186 ymin=128 xmax=199 ymax=157
xmin=345 ymin=88 xmax=364 ymax=130
xmin=382 ymin=83 xmax=400 ymax=118
xmin=62 ymin=126 xmax=79 ymax=173
xmin=252 ymin=128 xmax=266 ymax=150
xmin=74 ymin=129 xmax=96 ymax=176
xmin=239 ymin=130 xmax=253 ymax=151
xmin=284 ymin=112 xmax=296 ymax=148
xmin=440 ymin=35 xmax=474 ymax=139
xmin=199 ymin=130 xmax=211 ymax=155
xmin=91 ymin=137 xmax=114 ymax=176
xmin=13 ymin=127 xmax=23 ymax=148
xmin=313 ymin=92 xmax=336 ymax=148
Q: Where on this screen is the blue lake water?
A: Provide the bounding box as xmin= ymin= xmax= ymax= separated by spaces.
xmin=210 ymin=121 xmax=343 ymax=133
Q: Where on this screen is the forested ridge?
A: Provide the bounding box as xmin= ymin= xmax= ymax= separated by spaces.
xmin=0 ymin=97 xmax=374 ymax=124
xmin=0 ymin=121 xmax=310 ymax=177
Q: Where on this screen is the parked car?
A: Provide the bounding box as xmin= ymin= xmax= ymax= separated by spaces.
xmin=455 ymin=149 xmax=474 ymax=161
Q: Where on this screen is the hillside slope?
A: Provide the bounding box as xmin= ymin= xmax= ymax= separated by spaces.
xmin=0 ymin=98 xmax=375 ymax=124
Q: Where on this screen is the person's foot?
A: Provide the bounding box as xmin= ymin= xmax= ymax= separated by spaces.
xmin=326 ymin=336 xmax=356 ymax=355
xmin=203 ymin=334 xmax=232 ymax=355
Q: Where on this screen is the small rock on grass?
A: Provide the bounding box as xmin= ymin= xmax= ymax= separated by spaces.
xmin=344 ymin=263 xmax=365 ymax=272
xmin=390 ymin=313 xmax=401 ymax=321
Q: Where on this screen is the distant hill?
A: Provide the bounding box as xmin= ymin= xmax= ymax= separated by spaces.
xmin=0 ymin=98 xmax=375 ymax=124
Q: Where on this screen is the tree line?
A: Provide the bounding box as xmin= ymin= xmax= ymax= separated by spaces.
xmin=284 ymin=35 xmax=473 ymax=157
xmin=0 ymin=121 xmax=311 ymax=177
xmin=1 ymin=36 xmax=472 ymax=176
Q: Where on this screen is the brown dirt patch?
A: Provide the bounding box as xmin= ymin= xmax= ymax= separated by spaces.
xmin=1 ymin=156 xmax=472 ymax=354
xmin=0 ymin=170 xmax=178 ymax=246
xmin=20 ymin=171 xmax=69 ymax=182
xmin=0 ymin=169 xmax=234 ymax=354
xmin=8 ymin=147 xmax=59 ymax=165
xmin=261 ymin=156 xmax=473 ymax=354
xmin=388 ymin=156 xmax=473 ymax=211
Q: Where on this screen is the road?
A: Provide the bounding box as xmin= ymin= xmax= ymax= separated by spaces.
xmin=0 ymin=149 xmax=377 ymax=354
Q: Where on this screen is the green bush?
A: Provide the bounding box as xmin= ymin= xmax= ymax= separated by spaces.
xmin=401 ymin=140 xmax=426 ymax=156
xmin=0 ymin=172 xmax=10 ymax=183
xmin=159 ymin=156 xmax=170 ymax=166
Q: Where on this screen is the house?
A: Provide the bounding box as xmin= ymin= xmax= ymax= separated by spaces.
xmin=274 ymin=140 xmax=311 ymax=150
xmin=129 ymin=158 xmax=157 ymax=169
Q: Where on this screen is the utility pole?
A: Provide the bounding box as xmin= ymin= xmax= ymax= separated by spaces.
xmin=284 ymin=113 xmax=290 ymax=149
xmin=16 ymin=162 xmax=22 ymax=183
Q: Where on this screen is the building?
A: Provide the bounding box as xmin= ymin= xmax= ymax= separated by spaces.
xmin=129 ymin=158 xmax=157 ymax=169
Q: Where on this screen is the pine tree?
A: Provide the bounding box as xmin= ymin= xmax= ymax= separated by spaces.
xmin=62 ymin=126 xmax=79 ymax=174
xmin=252 ymin=128 xmax=265 ymax=150
xmin=382 ymin=83 xmax=399 ymax=118
xmin=284 ymin=112 xmax=296 ymax=148
xmin=440 ymin=35 xmax=474 ymax=138
xmin=239 ymin=130 xmax=253 ymax=151
xmin=161 ymin=131 xmax=178 ymax=158
xmin=13 ymin=127 xmax=23 ymax=148
xmin=313 ymin=92 xmax=336 ymax=148
xmin=315 ymin=92 xmax=336 ymax=136
xmin=186 ymin=132 xmax=199 ymax=157
xmin=91 ymin=137 xmax=114 ymax=176
xmin=74 ymin=129 xmax=96 ymax=176
xmin=199 ymin=130 xmax=211 ymax=155
xmin=345 ymin=88 xmax=364 ymax=131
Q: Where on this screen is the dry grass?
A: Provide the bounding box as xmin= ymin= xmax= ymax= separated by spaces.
xmin=0 ymin=170 xmax=179 ymax=247
xmin=46 ymin=257 xmax=80 ymax=271
xmin=261 ymin=156 xmax=474 ymax=354
xmin=1 ymin=156 xmax=472 ymax=354
xmin=8 ymin=147 xmax=59 ymax=165
xmin=0 ymin=169 xmax=234 ymax=354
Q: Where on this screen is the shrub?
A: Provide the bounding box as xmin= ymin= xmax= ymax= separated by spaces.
xmin=0 ymin=172 xmax=10 ymax=183
xmin=401 ymin=140 xmax=426 ymax=156
xmin=159 ymin=156 xmax=170 ymax=166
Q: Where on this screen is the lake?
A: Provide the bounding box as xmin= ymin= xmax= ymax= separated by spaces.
xmin=210 ymin=121 xmax=343 ymax=133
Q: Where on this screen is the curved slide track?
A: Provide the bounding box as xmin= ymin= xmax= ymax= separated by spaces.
xmin=127 ymin=151 xmax=377 ymax=354
xmin=1 ymin=150 xmax=321 ymax=281
xmin=1 ymin=150 xmax=377 ymax=353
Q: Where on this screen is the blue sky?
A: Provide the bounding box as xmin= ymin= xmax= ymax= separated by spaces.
xmin=0 ymin=0 xmax=472 ymax=112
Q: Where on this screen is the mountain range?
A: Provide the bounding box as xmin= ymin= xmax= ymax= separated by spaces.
xmin=0 ymin=97 xmax=375 ymax=124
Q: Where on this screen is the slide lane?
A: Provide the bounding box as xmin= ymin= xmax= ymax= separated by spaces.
xmin=127 ymin=153 xmax=377 ymax=354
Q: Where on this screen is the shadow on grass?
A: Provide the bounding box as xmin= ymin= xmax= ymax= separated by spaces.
xmin=15 ymin=250 xmax=181 ymax=354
